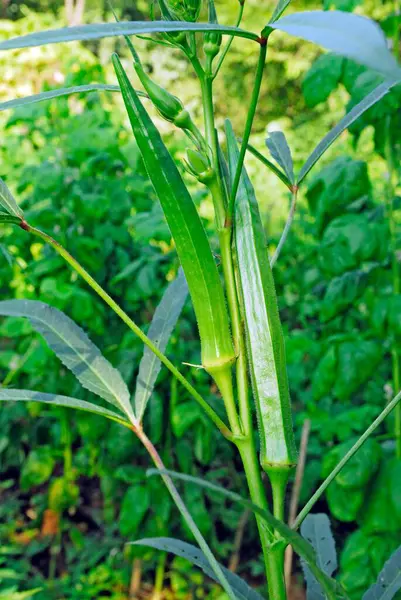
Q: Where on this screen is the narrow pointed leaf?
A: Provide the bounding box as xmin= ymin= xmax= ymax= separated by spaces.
xmin=147 ymin=468 xmax=348 ymax=600
xmin=297 ymin=79 xmax=399 ymax=184
xmin=0 ymin=177 xmax=23 ymax=219
xmin=225 ymin=119 xmax=297 ymax=471
xmin=270 ymin=0 xmax=293 ymax=23
xmin=245 ymin=142 xmax=291 ymax=189
xmin=0 ymin=389 xmax=131 ymax=427
xmin=135 ymin=269 xmax=188 ymax=421
xmin=266 ymin=131 xmax=295 ymax=185
xmin=0 ymin=300 xmax=134 ymax=419
xmin=132 ymin=537 xmax=263 ymax=600
xmin=0 ymin=211 xmax=22 ymax=224
xmin=267 ymin=11 xmax=401 ymax=79
xmin=0 ymin=21 xmax=258 ymax=51
xmin=362 ymin=545 xmax=401 ymax=600
xmin=301 ymin=514 xmax=337 ymax=600
xmin=112 ymin=54 xmax=235 ymax=373
xmin=0 ymin=85 xmax=130 ymax=113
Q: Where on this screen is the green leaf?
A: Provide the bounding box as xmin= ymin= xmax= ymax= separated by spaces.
xmin=301 ymin=514 xmax=337 ymax=600
xmin=245 ymin=142 xmax=292 ymax=189
xmin=324 ymin=0 xmax=362 ymax=11
xmin=0 ymin=300 xmax=133 ymax=420
xmin=0 ymin=211 xmax=22 ymax=225
xmin=0 ymin=389 xmax=131 ymax=427
xmin=112 ymin=54 xmax=235 ymax=375
xmin=120 ymin=485 xmax=150 ymax=536
xmin=147 ymin=468 xmax=348 ymax=600
xmin=225 ymin=119 xmax=296 ymax=471
xmin=298 ymin=80 xmax=399 ymax=184
xmin=334 ymin=340 xmax=382 ymax=401
xmin=20 ymin=446 xmax=55 ymax=490
xmin=0 ymin=21 xmax=258 ymax=51
xmin=266 ymin=131 xmax=295 ymax=185
xmin=133 ymin=537 xmax=264 ymax=600
xmin=322 ymin=438 xmax=381 ymax=490
xmin=0 ymin=85 xmax=126 ymax=113
xmin=361 ymin=459 xmax=401 ymax=534
xmin=135 ymin=269 xmax=188 ymax=422
xmin=363 ymin=546 xmax=401 ymax=600
xmin=302 ymin=54 xmax=344 ymax=108
xmin=320 ymin=270 xmax=369 ymax=321
xmin=327 ymin=480 xmax=364 ymax=522
xmin=0 ymin=177 xmax=23 ymax=219
xmin=267 ymin=11 xmax=401 ymax=79
xmin=270 ymin=0 xmax=293 ymax=23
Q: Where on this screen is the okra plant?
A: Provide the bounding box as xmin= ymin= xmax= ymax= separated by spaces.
xmin=1 ymin=1 xmax=401 ymax=597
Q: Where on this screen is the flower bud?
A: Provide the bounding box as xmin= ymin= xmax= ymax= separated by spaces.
xmin=166 ymin=0 xmax=202 ymax=21
xmin=184 ymin=149 xmax=214 ymax=183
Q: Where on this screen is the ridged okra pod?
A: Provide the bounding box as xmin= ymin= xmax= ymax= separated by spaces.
xmin=113 ymin=55 xmax=236 ymax=389
xmin=225 ymin=120 xmax=297 ymax=475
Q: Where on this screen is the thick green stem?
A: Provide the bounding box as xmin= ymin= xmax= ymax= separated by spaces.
xmin=21 ymin=222 xmax=233 ymax=439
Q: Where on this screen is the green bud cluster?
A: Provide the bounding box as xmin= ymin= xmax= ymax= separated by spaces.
xmin=166 ymin=0 xmax=202 ymax=22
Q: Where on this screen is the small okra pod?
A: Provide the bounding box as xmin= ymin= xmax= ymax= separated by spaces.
xmin=225 ymin=120 xmax=297 ymax=475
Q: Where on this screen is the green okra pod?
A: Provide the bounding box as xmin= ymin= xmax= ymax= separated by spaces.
xmin=225 ymin=120 xmax=297 ymax=473
xmin=113 ymin=55 xmax=236 ymax=388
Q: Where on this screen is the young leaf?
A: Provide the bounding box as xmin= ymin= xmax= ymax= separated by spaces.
xmin=0 ymin=211 xmax=22 ymax=224
xmin=0 ymin=21 xmax=258 ymax=51
xmin=245 ymin=142 xmax=292 ymax=189
xmin=0 ymin=389 xmax=131 ymax=427
xmin=132 ymin=537 xmax=264 ymax=600
xmin=112 ymin=54 xmax=235 ymax=378
xmin=0 ymin=300 xmax=134 ymax=420
xmin=0 ymin=84 xmax=128 ymax=113
xmin=0 ymin=177 xmax=23 ymax=219
xmin=362 ymin=545 xmax=401 ymax=600
xmin=147 ymin=468 xmax=348 ymax=600
xmin=266 ymin=11 xmax=401 ymax=79
xmin=297 ymin=79 xmax=398 ymax=184
xmin=266 ymin=131 xmax=295 ymax=185
xmin=135 ymin=269 xmax=188 ymax=421
xmin=301 ymin=514 xmax=337 ymax=600
xmin=270 ymin=0 xmax=293 ymax=24
xmin=225 ymin=119 xmax=297 ymax=471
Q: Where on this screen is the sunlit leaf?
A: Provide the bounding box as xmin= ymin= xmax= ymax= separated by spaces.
xmin=0 ymin=21 xmax=258 ymax=51
xmin=266 ymin=131 xmax=295 ymax=185
xmin=135 ymin=269 xmax=188 ymax=421
xmin=363 ymin=545 xmax=401 ymax=600
xmin=0 ymin=177 xmax=23 ymax=219
xmin=267 ymin=11 xmax=401 ymax=79
xmin=133 ymin=537 xmax=264 ymax=600
xmin=0 ymin=389 xmax=131 ymax=427
xmin=0 ymin=300 xmax=134 ymax=420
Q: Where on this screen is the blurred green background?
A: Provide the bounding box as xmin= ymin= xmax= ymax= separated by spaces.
xmin=0 ymin=1 xmax=400 ymax=599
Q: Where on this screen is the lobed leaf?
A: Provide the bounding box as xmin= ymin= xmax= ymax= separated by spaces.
xmin=301 ymin=514 xmax=337 ymax=600
xmin=134 ymin=269 xmax=188 ymax=421
xmin=0 ymin=300 xmax=134 ymax=420
xmin=267 ymin=11 xmax=401 ymax=79
xmin=0 ymin=20 xmax=258 ymax=51
xmin=0 ymin=389 xmax=131 ymax=427
xmin=0 ymin=177 xmax=23 ymax=219
xmin=362 ymin=545 xmax=401 ymax=600
xmin=266 ymin=131 xmax=295 ymax=185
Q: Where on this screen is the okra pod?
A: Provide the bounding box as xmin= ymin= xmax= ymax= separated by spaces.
xmin=113 ymin=55 xmax=236 ymax=388
xmin=225 ymin=120 xmax=297 ymax=473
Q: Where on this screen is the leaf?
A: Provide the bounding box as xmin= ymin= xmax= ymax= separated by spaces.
xmin=225 ymin=119 xmax=297 ymax=470
xmin=270 ymin=0 xmax=293 ymax=23
xmin=0 ymin=389 xmax=131 ymax=427
xmin=267 ymin=11 xmax=401 ymax=79
xmin=0 ymin=300 xmax=134 ymax=420
xmin=20 ymin=446 xmax=55 ymax=490
xmin=298 ymin=80 xmax=399 ymax=184
xmin=120 ymin=485 xmax=150 ymax=536
xmin=334 ymin=340 xmax=382 ymax=401
xmin=322 ymin=438 xmax=381 ymax=490
xmin=0 ymin=85 xmax=125 ymax=112
xmin=320 ymin=270 xmax=369 ymax=321
xmin=324 ymin=0 xmax=362 ymax=11
xmin=266 ymin=131 xmax=295 ymax=185
xmin=133 ymin=537 xmax=264 ymax=600
xmin=301 ymin=514 xmax=337 ymax=600
xmin=0 ymin=21 xmax=258 ymax=51
xmin=326 ymin=481 xmax=364 ymax=522
xmin=147 ymin=468 xmax=348 ymax=600
xmin=112 ymin=54 xmax=235 ymax=374
xmin=135 ymin=269 xmax=188 ymax=421
xmin=245 ymin=142 xmax=291 ymax=189
xmin=302 ymin=54 xmax=344 ymax=108
xmin=0 ymin=177 xmax=23 ymax=219
xmin=362 ymin=545 xmax=401 ymax=599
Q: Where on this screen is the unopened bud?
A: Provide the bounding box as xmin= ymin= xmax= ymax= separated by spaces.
xmin=185 ymin=149 xmax=214 ymax=183
xmin=166 ymin=0 xmax=202 ymax=21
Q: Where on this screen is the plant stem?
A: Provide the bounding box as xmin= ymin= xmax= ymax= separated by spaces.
xmin=152 ymin=552 xmax=166 ymax=600
xmin=21 ymin=221 xmax=233 ymax=440
xmin=213 ymin=1 xmax=245 ymax=79
xmin=228 ymin=42 xmax=267 ymax=221
xmin=270 ymin=190 xmax=298 ymax=268
xmin=293 ymin=389 xmax=401 ymax=529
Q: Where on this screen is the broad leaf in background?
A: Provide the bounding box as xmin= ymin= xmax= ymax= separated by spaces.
xmin=362 ymin=545 xmax=401 ymax=600
xmin=301 ymin=514 xmax=337 ymax=600
xmin=134 ymin=269 xmax=188 ymax=421
xmin=266 ymin=11 xmax=400 ymax=79
xmin=302 ymin=54 xmax=344 ymax=108
xmin=133 ymin=537 xmax=264 ymax=600
xmin=266 ymin=131 xmax=295 ymax=185
xmin=0 ymin=177 xmax=23 ymax=219
xmin=324 ymin=0 xmax=362 ymax=10
xmin=0 ymin=21 xmax=258 ymax=51
xmin=0 ymin=390 xmax=131 ymax=427
xmin=320 ymin=270 xmax=369 ymax=321
xmin=0 ymin=300 xmax=134 ymax=420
